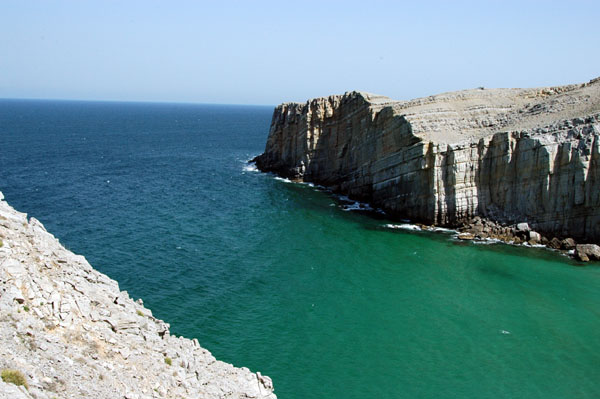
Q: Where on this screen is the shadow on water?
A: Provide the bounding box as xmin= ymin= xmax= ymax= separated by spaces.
xmin=475 ymin=263 xmax=516 ymax=280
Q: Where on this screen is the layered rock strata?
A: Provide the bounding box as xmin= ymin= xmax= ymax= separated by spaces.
xmin=0 ymin=192 xmax=276 ymax=399
xmin=255 ymin=78 xmax=600 ymax=243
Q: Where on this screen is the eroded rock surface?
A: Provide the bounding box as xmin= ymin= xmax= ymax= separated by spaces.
xmin=255 ymin=78 xmax=600 ymax=242
xmin=0 ymin=193 xmax=276 ymax=399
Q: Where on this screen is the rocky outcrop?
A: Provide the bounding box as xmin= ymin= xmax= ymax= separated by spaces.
xmin=575 ymin=244 xmax=600 ymax=262
xmin=255 ymin=78 xmax=600 ymax=243
xmin=0 ymin=192 xmax=276 ymax=399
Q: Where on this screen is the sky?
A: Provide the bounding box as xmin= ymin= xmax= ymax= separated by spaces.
xmin=1 ymin=0 xmax=599 ymax=105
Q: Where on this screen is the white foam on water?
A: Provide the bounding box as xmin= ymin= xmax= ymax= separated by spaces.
xmin=242 ymin=163 xmax=258 ymax=172
xmin=384 ymin=223 xmax=422 ymax=231
xmin=341 ymin=201 xmax=376 ymax=212
xmin=430 ymin=227 xmax=456 ymax=233
xmin=274 ymin=176 xmax=293 ymax=183
xmin=471 ymin=239 xmax=500 ymax=245
xmin=332 ymin=194 xmax=385 ymax=213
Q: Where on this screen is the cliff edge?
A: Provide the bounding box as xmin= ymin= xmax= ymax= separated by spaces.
xmin=255 ymin=78 xmax=600 ymax=243
xmin=0 ymin=192 xmax=276 ymax=399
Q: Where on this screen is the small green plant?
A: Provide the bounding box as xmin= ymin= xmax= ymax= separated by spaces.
xmin=136 ymin=310 xmax=144 ymax=317
xmin=0 ymin=239 xmax=3 ymax=247
xmin=164 ymin=357 xmax=172 ymax=366
xmin=1 ymin=369 xmax=28 ymax=390
xmin=23 ymin=305 xmax=30 ymax=312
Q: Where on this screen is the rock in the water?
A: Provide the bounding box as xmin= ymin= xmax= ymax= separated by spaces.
xmin=575 ymin=244 xmax=600 ymax=262
xmin=528 ymin=231 xmax=542 ymax=244
xmin=457 ymin=233 xmax=475 ymax=240
xmin=548 ymin=237 xmax=562 ymax=249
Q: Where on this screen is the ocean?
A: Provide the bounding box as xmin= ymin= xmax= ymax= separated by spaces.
xmin=1 ymin=99 xmax=600 ymax=398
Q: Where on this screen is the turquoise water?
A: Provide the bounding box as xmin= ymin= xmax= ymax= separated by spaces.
xmin=1 ymin=99 xmax=600 ymax=398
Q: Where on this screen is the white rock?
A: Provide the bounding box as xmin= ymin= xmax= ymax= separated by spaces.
xmin=517 ymin=223 xmax=530 ymax=232
xmin=529 ymin=231 xmax=542 ymax=243
xmin=0 ymin=193 xmax=277 ymax=399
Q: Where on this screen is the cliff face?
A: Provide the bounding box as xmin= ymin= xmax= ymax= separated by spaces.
xmin=0 ymin=192 xmax=276 ymax=399
xmin=255 ymin=79 xmax=600 ymax=242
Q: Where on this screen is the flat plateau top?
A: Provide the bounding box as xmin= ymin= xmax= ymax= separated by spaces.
xmin=281 ymin=79 xmax=600 ymax=145
xmin=386 ymin=79 xmax=600 ymax=144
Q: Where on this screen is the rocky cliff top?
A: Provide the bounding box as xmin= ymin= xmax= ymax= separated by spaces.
xmin=280 ymin=78 xmax=600 ymax=144
xmin=0 ymin=192 xmax=276 ymax=399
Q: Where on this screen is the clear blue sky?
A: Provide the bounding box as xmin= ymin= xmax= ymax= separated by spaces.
xmin=2 ymin=0 xmax=599 ymax=105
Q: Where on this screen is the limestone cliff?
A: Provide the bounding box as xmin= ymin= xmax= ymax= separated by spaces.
xmin=255 ymin=78 xmax=600 ymax=242
xmin=0 ymin=192 xmax=276 ymax=399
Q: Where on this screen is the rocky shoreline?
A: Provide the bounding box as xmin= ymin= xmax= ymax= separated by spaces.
xmin=453 ymin=217 xmax=599 ymax=262
xmin=253 ymin=168 xmax=599 ymax=263
xmin=336 ymin=189 xmax=600 ymax=263
xmin=0 ymin=191 xmax=276 ymax=399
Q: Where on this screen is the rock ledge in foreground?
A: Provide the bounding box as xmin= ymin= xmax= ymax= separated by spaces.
xmin=0 ymin=192 xmax=275 ymax=399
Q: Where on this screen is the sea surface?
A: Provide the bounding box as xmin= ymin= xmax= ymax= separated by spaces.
xmin=1 ymin=99 xmax=600 ymax=399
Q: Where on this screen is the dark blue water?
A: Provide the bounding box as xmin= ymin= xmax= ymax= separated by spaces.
xmin=2 ymin=99 xmax=600 ymax=399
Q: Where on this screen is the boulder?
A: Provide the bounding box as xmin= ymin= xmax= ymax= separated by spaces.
xmin=561 ymin=238 xmax=577 ymax=250
xmin=548 ymin=237 xmax=562 ymax=249
xmin=575 ymin=244 xmax=600 ymax=262
xmin=516 ymin=223 xmax=530 ymax=232
xmin=528 ymin=231 xmax=541 ymax=244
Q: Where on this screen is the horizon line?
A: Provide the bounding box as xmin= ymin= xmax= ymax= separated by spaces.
xmin=0 ymin=96 xmax=276 ymax=108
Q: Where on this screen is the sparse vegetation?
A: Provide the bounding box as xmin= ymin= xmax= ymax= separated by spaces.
xmin=164 ymin=357 xmax=172 ymax=366
xmin=1 ymin=369 xmax=28 ymax=390
xmin=23 ymin=305 xmax=30 ymax=312
xmin=136 ymin=310 xmax=144 ymax=317
xmin=0 ymin=239 xmax=3 ymax=247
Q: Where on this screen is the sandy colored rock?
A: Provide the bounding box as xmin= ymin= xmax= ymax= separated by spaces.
xmin=575 ymin=244 xmax=600 ymax=262
xmin=255 ymin=78 xmax=600 ymax=243
xmin=528 ymin=231 xmax=542 ymax=244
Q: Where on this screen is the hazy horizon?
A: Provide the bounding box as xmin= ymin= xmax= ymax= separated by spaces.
xmin=2 ymin=0 xmax=599 ymax=105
